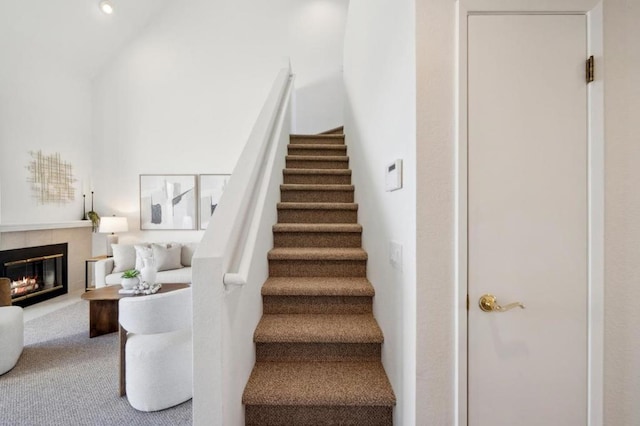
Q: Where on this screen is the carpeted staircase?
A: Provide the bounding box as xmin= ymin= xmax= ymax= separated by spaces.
xmin=242 ymin=129 xmax=396 ymax=425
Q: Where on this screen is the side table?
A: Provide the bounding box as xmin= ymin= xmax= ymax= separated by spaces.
xmin=85 ymin=255 xmax=108 ymax=291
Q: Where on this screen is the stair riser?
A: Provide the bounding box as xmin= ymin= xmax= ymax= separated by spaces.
xmin=256 ymin=342 xmax=380 ymax=362
xmin=283 ymin=173 xmax=351 ymax=185
xmin=274 ymin=232 xmax=361 ymax=248
xmin=281 ymin=190 xmax=354 ymax=203
xmin=290 ymin=136 xmax=345 ymax=145
xmin=277 ymin=209 xmax=358 ymax=224
xmin=263 ymin=295 xmax=373 ymax=314
xmin=245 ymin=405 xmax=392 ymax=426
xmin=269 ymin=260 xmax=367 ymax=277
xmin=288 ymin=147 xmax=347 ymax=156
xmin=286 ymin=159 xmax=349 ymax=169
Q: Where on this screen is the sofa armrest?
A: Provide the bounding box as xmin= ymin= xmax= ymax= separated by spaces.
xmin=95 ymin=258 xmax=115 ymax=288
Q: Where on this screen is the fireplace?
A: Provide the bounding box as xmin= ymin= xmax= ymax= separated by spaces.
xmin=0 ymin=243 xmax=68 ymax=307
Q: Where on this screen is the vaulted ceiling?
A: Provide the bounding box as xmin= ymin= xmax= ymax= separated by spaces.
xmin=0 ymin=0 xmax=171 ymax=79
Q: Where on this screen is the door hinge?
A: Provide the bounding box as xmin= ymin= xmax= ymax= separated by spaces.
xmin=466 ymin=294 xmax=469 ymax=311
xmin=586 ymin=55 xmax=595 ymax=83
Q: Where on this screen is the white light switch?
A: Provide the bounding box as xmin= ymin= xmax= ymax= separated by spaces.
xmin=389 ymin=241 xmax=403 ymax=270
xmin=385 ymin=159 xmax=403 ymax=192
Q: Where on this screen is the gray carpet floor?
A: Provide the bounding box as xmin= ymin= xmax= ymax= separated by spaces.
xmin=0 ymin=301 xmax=192 ymax=425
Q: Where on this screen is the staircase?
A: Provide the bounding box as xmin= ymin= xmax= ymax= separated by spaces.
xmin=242 ymin=129 xmax=396 ymax=425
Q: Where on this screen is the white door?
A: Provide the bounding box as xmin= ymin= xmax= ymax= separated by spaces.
xmin=467 ymin=14 xmax=588 ymax=425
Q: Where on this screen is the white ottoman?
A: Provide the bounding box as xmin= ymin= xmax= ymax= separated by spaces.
xmin=125 ymin=328 xmax=193 ymax=412
xmin=0 ymin=306 xmax=24 ymax=375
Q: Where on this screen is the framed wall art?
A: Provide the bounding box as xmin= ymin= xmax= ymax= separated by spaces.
xmin=27 ymin=150 xmax=77 ymax=204
xmin=140 ymin=174 xmax=197 ymax=230
xmin=199 ymin=174 xmax=230 ymax=229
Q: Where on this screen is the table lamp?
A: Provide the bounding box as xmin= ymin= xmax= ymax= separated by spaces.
xmin=99 ymin=216 xmax=129 ymax=257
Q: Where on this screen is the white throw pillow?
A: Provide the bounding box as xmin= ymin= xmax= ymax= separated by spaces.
xmin=152 ymin=243 xmax=183 ymax=272
xmin=134 ymin=244 xmax=152 ymax=271
xmin=181 ymin=243 xmax=197 ymax=267
xmin=111 ymin=244 xmax=136 ymax=273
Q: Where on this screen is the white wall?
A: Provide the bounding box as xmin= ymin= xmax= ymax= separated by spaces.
xmin=604 ymin=0 xmax=640 ymax=424
xmin=0 ymin=64 xmax=92 ymax=225
xmin=415 ymin=0 xmax=456 ymax=423
xmin=92 ymin=0 xmax=347 ymax=254
xmin=289 ymin=0 xmax=347 ymax=134
xmin=0 ymin=0 xmax=174 ymax=227
xmin=343 ymin=1 xmax=416 ymax=424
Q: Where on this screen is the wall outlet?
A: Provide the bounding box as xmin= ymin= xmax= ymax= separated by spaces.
xmin=389 ymin=241 xmax=403 ymax=270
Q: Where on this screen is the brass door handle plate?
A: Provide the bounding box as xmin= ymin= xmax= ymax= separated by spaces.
xmin=478 ymin=294 xmax=525 ymax=312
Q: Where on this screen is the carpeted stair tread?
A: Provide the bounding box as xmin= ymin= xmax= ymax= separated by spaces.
xmin=243 ymin=362 xmax=395 ymax=406
xmin=273 ymin=223 xmax=362 ymax=233
xmin=283 ymin=169 xmax=352 ymax=176
xmin=291 ymin=133 xmax=345 ymax=140
xmin=255 ymin=314 xmax=383 ymax=343
xmin=268 ymin=247 xmax=367 ymax=261
xmin=287 ymin=156 xmax=350 ymax=170
xmin=289 ymin=134 xmax=344 ymax=145
xmin=288 ymin=145 xmax=348 ymax=157
xmin=285 ymin=155 xmax=349 ymax=162
xmin=261 ymin=277 xmax=374 ymax=297
xmin=287 ymin=144 xmax=347 ymax=151
xmin=277 ymin=203 xmax=359 ymax=224
xmin=277 ymin=202 xmax=358 ymax=210
xmin=280 ymin=185 xmax=354 ymax=203
xmin=283 ymin=168 xmax=353 ymax=185
xmin=281 ymin=184 xmax=354 ymax=191
xmin=245 ymin=405 xmax=391 ymax=426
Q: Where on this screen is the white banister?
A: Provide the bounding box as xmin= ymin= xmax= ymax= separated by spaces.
xmin=192 ymin=64 xmax=295 ymax=425
xmin=222 ymin=72 xmax=291 ymax=287
xmin=200 ymin=65 xmax=292 ymax=287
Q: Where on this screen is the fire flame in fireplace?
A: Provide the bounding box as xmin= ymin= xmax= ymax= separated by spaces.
xmin=11 ymin=276 xmax=39 ymax=296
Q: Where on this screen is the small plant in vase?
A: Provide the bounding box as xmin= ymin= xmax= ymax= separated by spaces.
xmin=84 ymin=191 xmax=100 ymax=232
xmin=121 ymin=269 xmax=140 ymax=290
xmin=87 ymin=211 xmax=100 ymax=232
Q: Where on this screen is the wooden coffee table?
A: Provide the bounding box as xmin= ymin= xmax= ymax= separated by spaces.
xmin=81 ymin=283 xmax=190 ymax=396
xmin=81 ymin=283 xmax=190 ymax=338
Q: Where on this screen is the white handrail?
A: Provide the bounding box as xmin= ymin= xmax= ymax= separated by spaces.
xmin=222 ymin=78 xmax=292 ymax=287
xmin=192 ymin=64 xmax=295 ymax=426
xmin=196 ymin=66 xmax=293 ymax=288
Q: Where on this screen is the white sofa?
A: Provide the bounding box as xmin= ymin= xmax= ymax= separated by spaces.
xmin=94 ymin=243 xmax=198 ymax=287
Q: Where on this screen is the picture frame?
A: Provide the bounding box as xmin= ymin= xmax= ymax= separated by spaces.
xmin=199 ymin=174 xmax=230 ymax=229
xmin=140 ymin=174 xmax=197 ymax=230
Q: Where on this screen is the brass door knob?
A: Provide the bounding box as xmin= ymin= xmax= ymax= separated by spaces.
xmin=478 ymin=294 xmax=525 ymax=312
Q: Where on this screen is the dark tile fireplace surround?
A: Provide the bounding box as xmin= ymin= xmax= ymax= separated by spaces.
xmin=0 ymin=243 xmax=68 ymax=307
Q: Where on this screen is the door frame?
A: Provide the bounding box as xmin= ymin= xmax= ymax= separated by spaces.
xmin=455 ymin=1 xmax=604 ymax=425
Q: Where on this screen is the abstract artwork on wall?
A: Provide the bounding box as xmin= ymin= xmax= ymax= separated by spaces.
xmin=140 ymin=175 xmax=197 ymax=230
xmin=27 ymin=151 xmax=77 ymax=204
xmin=199 ymin=174 xmax=230 ymax=229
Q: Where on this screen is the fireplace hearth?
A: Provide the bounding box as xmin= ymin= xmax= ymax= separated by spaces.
xmin=0 ymin=243 xmax=68 ymax=307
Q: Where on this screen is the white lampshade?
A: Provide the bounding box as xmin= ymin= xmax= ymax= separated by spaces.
xmin=99 ymin=216 xmax=129 ymax=234
xmin=99 ymin=216 xmax=128 ymax=257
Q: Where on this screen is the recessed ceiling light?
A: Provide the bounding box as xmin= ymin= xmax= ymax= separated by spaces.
xmin=100 ymin=0 xmax=114 ymax=15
